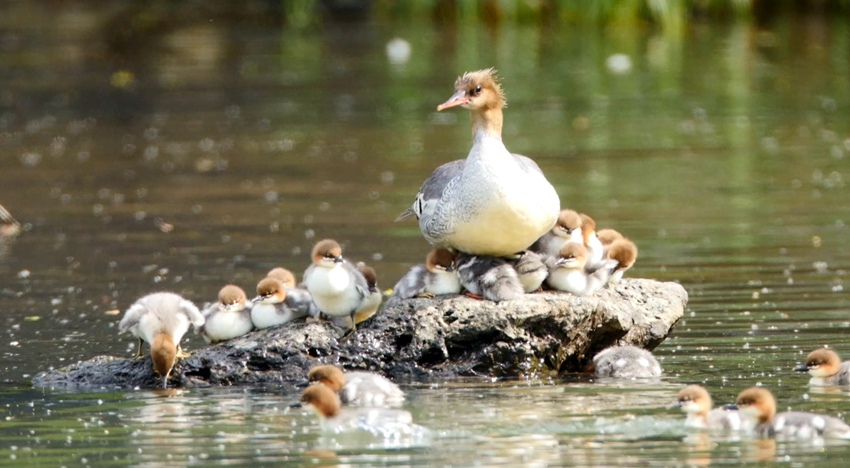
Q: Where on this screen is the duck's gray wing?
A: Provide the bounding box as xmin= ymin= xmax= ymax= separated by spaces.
xmin=340 ymin=261 xmax=370 ymax=308
xmin=177 ymin=298 xmax=205 ymax=330
xmin=118 ymin=301 xmax=147 ymax=333
xmin=283 ymin=286 xmax=314 ymax=318
xmin=396 ymin=159 xmax=465 ymax=221
xmin=585 ymin=259 xmax=618 ymax=294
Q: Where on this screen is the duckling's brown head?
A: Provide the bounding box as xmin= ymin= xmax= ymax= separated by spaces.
xmin=307 ymin=365 xmax=346 ymax=392
xmin=426 ymin=247 xmax=458 ymax=273
xmin=312 ymin=239 xmax=343 ymax=267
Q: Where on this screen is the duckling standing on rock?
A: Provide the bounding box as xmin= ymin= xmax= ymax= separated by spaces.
xmin=606 ymin=238 xmax=638 ymax=284
xmin=397 ymin=68 xmax=560 ymax=256
xmin=118 ymin=292 xmax=205 ymax=389
xmin=596 ymin=228 xmax=624 ymax=258
xmin=590 ymin=345 xmax=662 ymax=379
xmin=531 ymin=209 xmax=583 ymax=257
xmin=251 ymin=277 xmax=313 ymax=329
xmin=545 ymin=243 xmax=615 ymax=296
xmin=267 ymin=267 xmax=297 ymax=288
xmin=303 ymin=239 xmax=370 ymax=335
xmin=510 ymin=250 xmax=548 ymax=293
xmin=795 ymin=348 xmax=850 ymax=386
xmin=308 ymin=364 xmax=405 ymax=407
xmin=200 ymin=285 xmax=253 ymax=343
xmin=456 ymin=253 xmax=524 ymax=302
xmin=737 ymin=387 xmax=850 ymax=439
xmin=579 ymin=214 xmax=605 ymax=270
xmin=353 ymin=265 xmax=382 ymax=324
xmin=390 ymin=248 xmax=460 ymax=301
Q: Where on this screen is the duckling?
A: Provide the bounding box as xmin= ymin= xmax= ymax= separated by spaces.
xmin=455 ymin=253 xmax=524 ymax=302
xmin=118 ymin=292 xmax=205 ymax=389
xmin=737 ymin=387 xmax=850 ymax=439
xmin=303 ymin=239 xmax=370 ymax=334
xmin=308 ymin=364 xmax=404 ymax=407
xmin=545 ymin=243 xmax=615 ymax=296
xmin=606 ymin=238 xmax=638 ymax=284
xmin=390 ymin=248 xmax=461 ymax=301
xmin=251 ymin=277 xmax=312 ymax=329
xmin=795 ymin=348 xmax=850 ymax=386
xmin=510 ymin=250 xmax=548 ymax=293
xmin=200 ymin=285 xmax=253 ymax=343
xmin=675 ymin=385 xmax=742 ymax=430
xmin=530 ymin=209 xmax=583 ymax=257
xmin=590 ymin=345 xmax=662 ymax=379
xmin=353 ymin=265 xmax=382 ymax=324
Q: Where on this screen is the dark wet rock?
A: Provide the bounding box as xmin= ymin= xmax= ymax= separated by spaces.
xmin=32 ymin=278 xmax=687 ymax=390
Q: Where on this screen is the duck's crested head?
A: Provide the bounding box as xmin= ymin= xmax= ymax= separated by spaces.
xmin=799 ymin=348 xmax=842 ymax=377
xmin=677 ymin=385 xmax=712 ymax=415
xmin=267 ymin=267 xmax=297 ymax=288
xmin=253 ymin=277 xmax=286 ymax=304
xmin=307 ymin=365 xmax=346 ymax=392
xmin=301 ymin=383 xmax=342 ymax=419
xmin=151 ymin=332 xmax=177 ymax=389
xmin=554 ymin=210 xmax=582 ymax=236
xmin=218 ymin=284 xmax=247 ymax=311
xmin=312 ymin=239 xmax=343 ymax=266
xmin=607 ymin=238 xmax=638 ymax=269
xmin=736 ymin=387 xmax=776 ymax=424
xmin=556 ymin=242 xmax=588 ymax=269
xmin=597 ymin=228 xmax=624 ymax=246
xmin=357 ymin=265 xmax=378 ymax=289
xmin=437 ymin=68 xmax=506 ymax=112
xmin=426 ymin=247 xmax=458 ymax=273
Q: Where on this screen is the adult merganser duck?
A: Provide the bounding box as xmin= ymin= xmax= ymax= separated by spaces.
xmin=353 ymin=265 xmax=382 ymax=324
xmin=545 ymin=243 xmax=615 ymax=296
xmin=308 ymin=364 xmax=405 ymax=407
xmin=200 ymin=285 xmax=254 ymax=343
xmin=390 ymin=248 xmax=461 ymax=301
xmin=397 ymin=68 xmax=560 ymax=256
xmin=250 ymin=277 xmax=312 ymax=329
xmin=736 ymin=387 xmax=850 ymax=439
xmin=675 ymin=385 xmax=742 ymax=430
xmin=795 ymin=348 xmax=850 ymax=386
xmin=118 ymin=292 xmax=205 ymax=389
xmin=266 ymin=267 xmax=297 ymax=288
xmin=299 ymin=384 xmax=429 ymax=446
xmin=530 ymin=209 xmax=583 ymax=257
xmin=510 ymin=250 xmax=548 ymax=293
xmin=303 ymin=239 xmax=369 ymax=334
xmin=455 ymin=252 xmax=524 ymax=302
xmin=606 ymin=238 xmax=638 ymax=284
xmin=590 ymin=345 xmax=662 ymax=379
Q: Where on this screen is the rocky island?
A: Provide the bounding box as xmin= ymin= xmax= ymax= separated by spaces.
xmin=32 ymin=278 xmax=686 ymax=390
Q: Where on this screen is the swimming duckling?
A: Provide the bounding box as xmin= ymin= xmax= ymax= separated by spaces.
xmin=308 ymin=364 xmax=405 ymax=407
xmin=795 ymin=348 xmax=850 ymax=386
xmin=118 ymin=292 xmax=205 ymax=389
xmin=737 ymin=387 xmax=850 ymax=439
xmin=675 ymin=385 xmax=742 ymax=430
xmin=591 ymin=345 xmax=662 ymax=379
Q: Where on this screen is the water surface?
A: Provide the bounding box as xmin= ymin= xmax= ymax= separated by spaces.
xmin=2 ymin=3 xmax=850 ymax=465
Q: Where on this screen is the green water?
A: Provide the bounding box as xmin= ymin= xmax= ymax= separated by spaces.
xmin=2 ymin=3 xmax=850 ymax=465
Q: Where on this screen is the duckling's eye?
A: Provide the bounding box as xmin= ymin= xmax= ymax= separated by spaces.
xmin=470 ymin=85 xmax=482 ymax=96
xmin=680 ymin=397 xmax=691 ymax=402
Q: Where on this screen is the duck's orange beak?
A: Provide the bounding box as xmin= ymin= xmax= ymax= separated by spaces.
xmin=437 ymin=90 xmax=469 ymax=111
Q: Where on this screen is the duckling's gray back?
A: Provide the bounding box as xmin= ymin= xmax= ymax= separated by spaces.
xmin=456 ymin=254 xmax=524 ymax=302
xmin=592 ymin=345 xmax=662 ymax=379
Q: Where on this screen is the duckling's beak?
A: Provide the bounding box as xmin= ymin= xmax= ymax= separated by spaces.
xmin=437 ymin=90 xmax=469 ymax=111
xmin=794 ymin=364 xmax=810 ymax=372
xmin=251 ymin=295 xmax=263 ymax=303
xmin=333 ymin=256 xmax=344 ymax=264
xmin=161 ymin=374 xmax=169 ymax=390
xmin=289 ymin=402 xmax=302 ymax=408
xmin=667 ymin=401 xmax=683 ymax=409
xmin=295 ymin=380 xmax=311 ymax=389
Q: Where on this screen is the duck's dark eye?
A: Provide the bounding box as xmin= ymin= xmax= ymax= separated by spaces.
xmin=470 ymin=85 xmax=482 ymax=96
